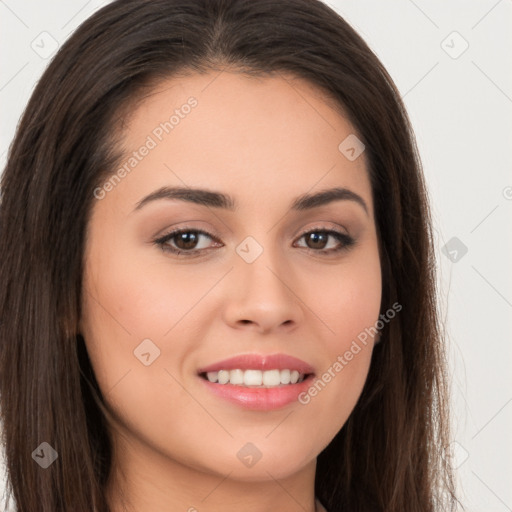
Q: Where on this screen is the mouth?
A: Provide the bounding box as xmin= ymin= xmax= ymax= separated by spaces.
xmin=196 ymin=353 xmax=315 ymax=410
xmin=199 ymin=369 xmax=311 ymax=387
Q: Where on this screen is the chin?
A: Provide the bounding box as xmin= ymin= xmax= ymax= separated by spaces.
xmin=208 ymin=442 xmax=317 ymax=482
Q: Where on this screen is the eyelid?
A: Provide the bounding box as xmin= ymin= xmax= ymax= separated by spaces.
xmin=153 ymin=226 xmax=222 ymax=249
xmin=295 ymin=221 xmax=349 ymax=238
xmin=153 ymin=221 xmax=349 ymax=244
xmin=153 ymin=221 xmax=222 ymax=243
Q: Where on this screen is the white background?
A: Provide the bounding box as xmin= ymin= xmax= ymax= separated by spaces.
xmin=1 ymin=1 xmax=511 ymax=511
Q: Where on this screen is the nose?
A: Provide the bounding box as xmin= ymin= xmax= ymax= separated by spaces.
xmin=222 ymin=246 xmax=304 ymax=334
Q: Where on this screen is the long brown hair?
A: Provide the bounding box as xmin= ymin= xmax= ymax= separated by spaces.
xmin=0 ymin=1 xmax=458 ymax=510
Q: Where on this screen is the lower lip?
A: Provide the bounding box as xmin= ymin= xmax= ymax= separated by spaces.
xmin=198 ymin=375 xmax=315 ymax=410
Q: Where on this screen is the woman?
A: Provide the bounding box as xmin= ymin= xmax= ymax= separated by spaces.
xmin=0 ymin=0 xmax=458 ymax=510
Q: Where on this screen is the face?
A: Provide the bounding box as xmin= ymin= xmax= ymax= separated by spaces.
xmin=80 ymin=71 xmax=382 ymax=488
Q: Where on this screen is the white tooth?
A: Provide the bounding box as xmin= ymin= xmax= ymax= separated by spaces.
xmin=230 ymin=369 xmax=244 ymax=385
xmin=280 ymin=369 xmax=291 ymax=385
xmin=244 ymin=369 xmax=262 ymax=386
xmin=218 ymin=370 xmax=230 ymax=384
xmin=263 ymin=369 xmax=281 ymax=386
xmin=210 ymin=368 xmax=304 ymax=386
xmin=290 ymin=370 xmax=300 ymax=384
xmin=206 ymin=371 xmax=218 ymax=383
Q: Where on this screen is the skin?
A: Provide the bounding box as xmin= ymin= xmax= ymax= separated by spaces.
xmin=80 ymin=69 xmax=382 ymax=512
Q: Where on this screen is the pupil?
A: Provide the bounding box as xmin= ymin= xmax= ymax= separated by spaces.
xmin=308 ymin=232 xmax=327 ymax=249
xmin=177 ymin=232 xmax=198 ymax=250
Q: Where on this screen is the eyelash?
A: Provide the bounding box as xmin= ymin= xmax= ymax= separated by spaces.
xmin=153 ymin=225 xmax=355 ymax=257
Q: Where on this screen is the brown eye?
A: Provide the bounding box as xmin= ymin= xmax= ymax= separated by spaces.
xmin=153 ymin=227 xmax=355 ymax=258
xmin=173 ymin=231 xmax=201 ymax=250
xmin=154 ymin=228 xmax=221 ymax=255
xmin=295 ymin=229 xmax=355 ymax=254
xmin=304 ymin=232 xmax=329 ymax=250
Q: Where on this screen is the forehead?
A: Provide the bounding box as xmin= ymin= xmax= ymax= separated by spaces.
xmin=102 ymin=70 xmax=372 ymax=218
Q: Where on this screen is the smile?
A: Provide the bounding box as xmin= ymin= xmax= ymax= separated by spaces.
xmin=201 ymin=369 xmax=308 ymax=387
xmin=197 ymin=353 xmax=316 ymax=410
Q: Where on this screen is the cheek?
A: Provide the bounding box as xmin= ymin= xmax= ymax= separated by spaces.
xmin=82 ymin=238 xmax=206 ymax=341
xmin=80 ymin=235 xmax=218 ymax=397
xmin=297 ymin=245 xmax=381 ymax=424
xmin=307 ymin=245 xmax=382 ymax=347
xmin=79 ymin=235 xmax=165 ymax=393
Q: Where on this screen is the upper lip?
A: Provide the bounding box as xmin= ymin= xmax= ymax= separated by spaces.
xmin=197 ymin=353 xmax=315 ymax=375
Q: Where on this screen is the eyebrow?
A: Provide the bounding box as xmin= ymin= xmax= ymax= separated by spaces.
xmin=133 ymin=185 xmax=368 ymax=215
